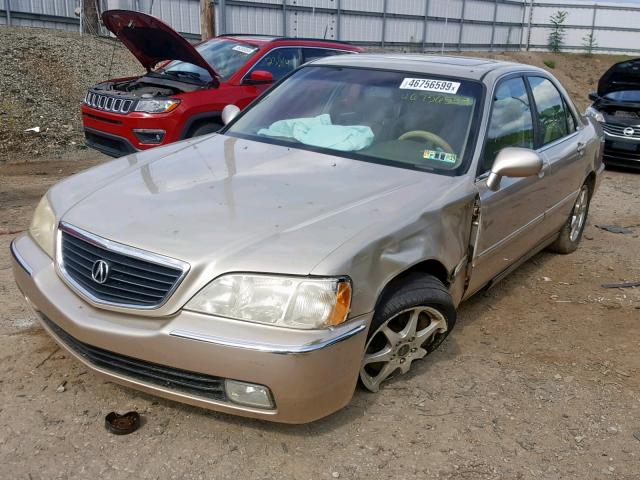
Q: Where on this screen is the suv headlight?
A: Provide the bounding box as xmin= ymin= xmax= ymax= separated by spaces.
xmin=185 ymin=274 xmax=352 ymax=329
xmin=134 ymin=99 xmax=180 ymax=114
xmin=585 ymin=106 xmax=605 ymax=123
xmin=29 ymin=194 xmax=56 ymax=258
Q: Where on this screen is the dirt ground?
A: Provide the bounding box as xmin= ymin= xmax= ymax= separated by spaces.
xmin=1 ymin=151 xmax=639 ymax=479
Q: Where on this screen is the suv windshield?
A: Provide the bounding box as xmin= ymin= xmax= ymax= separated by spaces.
xmin=161 ymin=39 xmax=259 ymax=82
xmin=226 ymin=66 xmax=483 ymax=174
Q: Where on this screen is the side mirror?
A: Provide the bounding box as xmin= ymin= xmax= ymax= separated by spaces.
xmin=244 ymin=70 xmax=274 ymax=85
xmin=588 ymin=92 xmax=599 ymax=102
xmin=487 ymin=147 xmax=543 ymax=191
xmin=221 ymin=104 xmax=241 ymax=125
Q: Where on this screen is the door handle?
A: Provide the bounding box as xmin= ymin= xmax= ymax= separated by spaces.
xmin=577 ymin=141 xmax=586 ymax=156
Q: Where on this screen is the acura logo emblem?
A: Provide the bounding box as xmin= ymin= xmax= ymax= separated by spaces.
xmin=623 ymin=127 xmax=635 ymax=136
xmin=91 ymin=259 xmax=110 ymax=284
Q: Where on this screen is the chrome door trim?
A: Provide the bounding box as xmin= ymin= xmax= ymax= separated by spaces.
xmin=546 ymin=188 xmax=580 ymax=216
xmin=170 ymin=320 xmax=367 ymax=355
xmin=476 ymin=210 xmax=545 ymax=260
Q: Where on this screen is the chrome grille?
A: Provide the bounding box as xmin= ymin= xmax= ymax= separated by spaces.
xmin=85 ymin=91 xmax=134 ymax=114
xmin=602 ymin=122 xmax=640 ymax=140
xmin=59 ymin=224 xmax=188 ymax=309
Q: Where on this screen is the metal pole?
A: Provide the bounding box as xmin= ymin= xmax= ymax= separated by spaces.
xmin=458 ymin=0 xmax=466 ymax=52
xmin=526 ymin=0 xmax=534 ymax=51
xmin=5 ymin=0 xmax=11 ymax=26
xmin=219 ymin=0 xmax=226 ymax=35
xmin=381 ymin=0 xmax=387 ymax=48
xmin=282 ymin=0 xmax=287 ymax=36
xmin=519 ymin=0 xmax=527 ymax=50
xmin=590 ymin=3 xmax=597 ymax=37
xmin=442 ymin=9 xmax=448 ymax=54
xmin=422 ymin=0 xmax=430 ymax=51
xmin=490 ymin=0 xmax=498 ymax=51
xmin=336 ymin=0 xmax=341 ymax=40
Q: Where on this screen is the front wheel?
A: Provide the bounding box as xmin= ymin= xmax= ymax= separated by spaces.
xmin=360 ymin=274 xmax=456 ymax=392
xmin=548 ymin=182 xmax=591 ymax=254
xmin=189 ymin=122 xmax=222 ymax=138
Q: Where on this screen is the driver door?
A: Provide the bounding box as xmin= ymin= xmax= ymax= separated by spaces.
xmin=465 ymin=76 xmax=550 ymax=296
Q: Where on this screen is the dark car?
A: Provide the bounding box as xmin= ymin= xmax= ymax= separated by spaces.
xmin=82 ymin=10 xmax=362 ymax=157
xmin=586 ymin=58 xmax=640 ymax=168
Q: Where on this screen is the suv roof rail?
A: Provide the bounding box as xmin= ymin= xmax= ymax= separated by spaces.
xmin=218 ymin=33 xmax=356 ymax=46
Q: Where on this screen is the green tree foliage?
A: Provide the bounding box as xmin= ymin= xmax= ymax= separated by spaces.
xmin=548 ymin=10 xmax=568 ymax=53
xmin=582 ymin=32 xmax=598 ymax=57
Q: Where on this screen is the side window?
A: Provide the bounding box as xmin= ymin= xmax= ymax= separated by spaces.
xmin=482 ymin=77 xmax=535 ymax=173
xmin=302 ymin=48 xmax=347 ymax=63
xmin=564 ymin=99 xmax=578 ymax=133
xmin=250 ymin=48 xmax=302 ymax=82
xmin=528 ymin=76 xmax=569 ymax=145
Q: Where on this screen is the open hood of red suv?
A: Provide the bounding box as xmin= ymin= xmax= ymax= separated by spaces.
xmin=102 ymin=10 xmax=219 ymax=81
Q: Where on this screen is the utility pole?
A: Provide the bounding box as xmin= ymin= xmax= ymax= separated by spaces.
xmin=82 ymin=0 xmax=100 ymax=35
xmin=200 ymin=0 xmax=216 ymax=40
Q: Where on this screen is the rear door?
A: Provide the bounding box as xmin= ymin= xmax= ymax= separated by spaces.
xmin=526 ymin=75 xmax=586 ymax=233
xmin=466 ymin=76 xmax=550 ymax=296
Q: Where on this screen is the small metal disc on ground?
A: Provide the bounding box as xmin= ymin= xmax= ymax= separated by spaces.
xmin=104 ymin=411 xmax=141 ymax=435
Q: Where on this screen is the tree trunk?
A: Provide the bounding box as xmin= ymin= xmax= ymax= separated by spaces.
xmin=82 ymin=0 xmax=100 ymax=35
xmin=200 ymin=0 xmax=216 ymax=41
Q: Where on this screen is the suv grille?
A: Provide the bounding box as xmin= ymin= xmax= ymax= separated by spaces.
xmin=40 ymin=314 xmax=226 ymax=400
xmin=59 ymin=225 xmax=188 ymax=308
xmin=85 ymin=91 xmax=134 ymax=114
xmin=602 ymin=122 xmax=640 ymax=140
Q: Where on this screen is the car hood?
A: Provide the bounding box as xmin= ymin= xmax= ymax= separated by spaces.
xmin=598 ymin=57 xmax=640 ymax=97
xmin=102 ymin=9 xmax=219 ymax=80
xmin=58 ymin=135 xmax=453 ymax=279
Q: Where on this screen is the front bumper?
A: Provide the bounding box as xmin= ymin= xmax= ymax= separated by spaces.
xmin=603 ymin=134 xmax=640 ymax=168
xmin=11 ymin=234 xmax=370 ymax=423
xmin=81 ymin=105 xmax=181 ymax=155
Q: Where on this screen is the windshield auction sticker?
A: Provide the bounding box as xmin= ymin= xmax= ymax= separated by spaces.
xmin=232 ymin=45 xmax=257 ymax=55
xmin=399 ymin=78 xmax=461 ymax=94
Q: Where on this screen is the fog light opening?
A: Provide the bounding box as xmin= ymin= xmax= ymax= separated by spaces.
xmin=133 ymin=129 xmax=166 ymax=144
xmin=224 ymin=379 xmax=275 ymax=409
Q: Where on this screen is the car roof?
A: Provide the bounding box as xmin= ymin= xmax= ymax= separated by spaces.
xmin=217 ymin=34 xmax=360 ymax=50
xmin=309 ymin=53 xmax=544 ymax=81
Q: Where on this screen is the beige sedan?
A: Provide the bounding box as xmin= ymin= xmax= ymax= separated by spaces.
xmin=12 ymin=54 xmax=603 ymax=423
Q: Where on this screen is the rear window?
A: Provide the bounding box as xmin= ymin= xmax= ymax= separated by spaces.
xmin=226 ymin=66 xmax=483 ymax=175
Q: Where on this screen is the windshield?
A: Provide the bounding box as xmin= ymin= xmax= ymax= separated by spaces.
xmin=161 ymin=39 xmax=259 ymax=82
xmin=226 ymin=66 xmax=483 ymax=174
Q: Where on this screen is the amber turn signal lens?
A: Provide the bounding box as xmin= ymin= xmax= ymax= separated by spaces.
xmin=327 ymin=281 xmax=352 ymax=326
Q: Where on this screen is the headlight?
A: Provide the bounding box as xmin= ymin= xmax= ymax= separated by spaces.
xmin=134 ymin=99 xmax=180 ymax=114
xmin=185 ymin=274 xmax=352 ymax=329
xmin=585 ymin=106 xmax=605 ymax=123
xmin=29 ymin=195 xmax=56 ymax=258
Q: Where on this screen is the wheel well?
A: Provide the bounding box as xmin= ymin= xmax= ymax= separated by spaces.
xmin=585 ymin=171 xmax=597 ymax=196
xmin=375 ymin=259 xmax=450 ymax=308
xmin=183 ymin=114 xmax=222 ymax=138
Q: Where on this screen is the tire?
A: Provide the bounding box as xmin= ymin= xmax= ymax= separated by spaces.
xmin=547 ymin=182 xmax=591 ymax=254
xmin=359 ymin=273 xmax=456 ymax=392
xmin=189 ymin=122 xmax=222 ymax=138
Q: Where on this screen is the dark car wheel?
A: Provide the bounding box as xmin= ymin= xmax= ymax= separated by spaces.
xmin=189 ymin=122 xmax=222 ymax=138
xmin=548 ymin=182 xmax=591 ymax=254
xmin=360 ymin=274 xmax=456 ymax=392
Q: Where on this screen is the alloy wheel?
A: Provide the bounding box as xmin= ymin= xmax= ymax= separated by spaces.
xmin=360 ymin=306 xmax=448 ymax=392
xmin=569 ymin=185 xmax=589 ymax=242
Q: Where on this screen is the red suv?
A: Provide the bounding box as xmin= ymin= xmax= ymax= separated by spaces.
xmin=82 ymin=10 xmax=363 ymax=157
